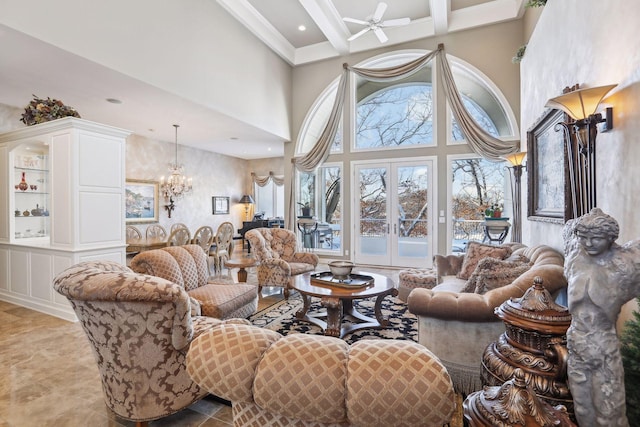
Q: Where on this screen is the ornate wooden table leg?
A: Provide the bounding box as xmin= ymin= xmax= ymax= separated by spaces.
xmin=295 ymin=294 xmax=312 ymax=319
xmin=321 ymin=297 xmax=342 ymax=337
xmin=373 ymin=288 xmax=398 ymax=327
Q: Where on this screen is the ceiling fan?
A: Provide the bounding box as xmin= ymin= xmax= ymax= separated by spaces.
xmin=343 ymin=2 xmax=411 ymax=43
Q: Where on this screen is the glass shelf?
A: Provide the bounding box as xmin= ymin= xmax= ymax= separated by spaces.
xmin=11 ymin=143 xmax=50 ymax=242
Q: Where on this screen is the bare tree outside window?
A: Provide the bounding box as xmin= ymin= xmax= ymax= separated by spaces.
xmin=451 ymin=158 xmax=506 ymax=247
xmin=356 ymin=85 xmax=435 ymax=149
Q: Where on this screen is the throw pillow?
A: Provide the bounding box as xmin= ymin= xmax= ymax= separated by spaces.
xmin=457 ymin=242 xmax=512 ymax=280
xmin=470 ymin=257 xmax=533 ymax=295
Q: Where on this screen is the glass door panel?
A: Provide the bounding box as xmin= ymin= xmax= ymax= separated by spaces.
xmin=393 ymin=163 xmax=432 ymax=267
xmin=354 ymin=164 xmax=389 ymax=265
xmin=354 ymin=158 xmax=434 ymax=268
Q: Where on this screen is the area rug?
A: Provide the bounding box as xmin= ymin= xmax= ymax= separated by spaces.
xmin=249 ymin=292 xmax=417 ymax=345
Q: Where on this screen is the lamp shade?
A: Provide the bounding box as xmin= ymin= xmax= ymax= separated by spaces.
xmin=545 ymin=84 xmax=617 ymax=121
xmin=239 ymin=194 xmax=254 ymax=204
xmin=503 ymin=152 xmax=527 ymax=167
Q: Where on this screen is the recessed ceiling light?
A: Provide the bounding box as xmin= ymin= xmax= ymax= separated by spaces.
xmin=267 ymin=147 xmax=272 ymax=151
xmin=106 ymin=98 xmax=122 ymax=104
xmin=298 ymin=25 xmax=306 ymax=31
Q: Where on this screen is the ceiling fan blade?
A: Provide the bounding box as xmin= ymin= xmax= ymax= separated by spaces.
xmin=373 ymin=2 xmax=388 ymax=21
xmin=382 ymin=17 xmax=410 ymax=27
xmin=343 ymin=17 xmax=369 ymax=25
xmin=374 ymin=27 xmax=388 ymax=43
xmin=348 ymin=27 xmax=371 ymax=42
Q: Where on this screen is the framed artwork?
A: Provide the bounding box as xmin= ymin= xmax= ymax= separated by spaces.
xmin=527 ymin=109 xmax=572 ymax=223
xmin=125 ymin=180 xmax=159 ymax=223
xmin=212 ymin=196 xmax=230 ymax=215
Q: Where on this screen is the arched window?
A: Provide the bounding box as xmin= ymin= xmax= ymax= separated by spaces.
xmin=295 ymin=49 xmax=518 ymax=257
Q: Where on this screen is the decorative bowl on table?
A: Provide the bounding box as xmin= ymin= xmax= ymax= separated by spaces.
xmin=328 ymin=260 xmax=355 ymax=280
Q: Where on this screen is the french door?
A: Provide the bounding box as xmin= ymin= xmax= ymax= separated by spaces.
xmin=353 ymin=158 xmax=435 ymax=268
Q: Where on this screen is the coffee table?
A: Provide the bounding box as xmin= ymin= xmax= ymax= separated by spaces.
xmin=225 ymin=257 xmax=257 ymax=282
xmin=291 ymin=271 xmax=398 ymax=338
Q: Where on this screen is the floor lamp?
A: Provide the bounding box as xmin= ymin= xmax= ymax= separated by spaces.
xmin=239 ymin=194 xmax=254 ymax=221
xmin=545 ymin=84 xmax=616 ymax=218
xmin=504 ymin=152 xmax=527 ymax=243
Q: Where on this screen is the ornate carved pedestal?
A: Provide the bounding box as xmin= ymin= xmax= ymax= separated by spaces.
xmin=481 ymin=277 xmax=574 ymax=420
xmin=464 ymin=368 xmax=576 ymax=427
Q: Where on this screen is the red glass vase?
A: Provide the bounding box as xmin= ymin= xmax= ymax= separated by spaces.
xmin=18 ymin=172 xmax=28 ymax=192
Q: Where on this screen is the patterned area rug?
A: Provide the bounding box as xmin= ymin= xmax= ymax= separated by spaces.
xmin=249 ymin=291 xmax=417 ymax=345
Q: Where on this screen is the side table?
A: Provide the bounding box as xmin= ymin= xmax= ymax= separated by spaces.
xmin=225 ymin=257 xmax=257 ymax=283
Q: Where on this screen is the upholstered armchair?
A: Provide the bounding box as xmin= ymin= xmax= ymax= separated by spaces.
xmin=245 ymin=228 xmax=319 ymax=298
xmin=130 ymin=244 xmax=258 ymax=319
xmin=187 ymin=323 xmax=456 ymax=426
xmin=52 ymin=260 xmax=247 ymax=426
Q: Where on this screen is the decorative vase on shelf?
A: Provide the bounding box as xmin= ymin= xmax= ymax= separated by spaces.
xmin=18 ymin=172 xmax=28 ymax=192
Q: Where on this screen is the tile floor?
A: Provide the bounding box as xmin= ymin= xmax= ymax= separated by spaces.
xmin=0 ymin=262 xmax=402 ymax=426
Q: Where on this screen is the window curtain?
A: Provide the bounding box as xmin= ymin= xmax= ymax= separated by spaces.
xmin=286 ymin=43 xmax=518 ymax=230
xmin=251 ymin=171 xmax=284 ymax=187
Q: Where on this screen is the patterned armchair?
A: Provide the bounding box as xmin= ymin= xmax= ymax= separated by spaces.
xmin=52 ymin=260 xmax=246 ymax=425
xmin=245 ymin=228 xmax=319 ymax=298
xmin=187 ymin=323 xmax=456 ymax=426
xmin=130 ymin=244 xmax=258 ymax=319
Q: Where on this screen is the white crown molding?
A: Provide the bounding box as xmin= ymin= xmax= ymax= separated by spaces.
xmin=218 ymin=0 xmax=525 ymax=66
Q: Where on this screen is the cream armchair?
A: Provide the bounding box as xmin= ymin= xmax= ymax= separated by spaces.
xmin=187 ymin=323 xmax=456 ymax=426
xmin=245 ymin=227 xmax=319 ymax=298
xmin=52 ymin=260 xmax=245 ymax=426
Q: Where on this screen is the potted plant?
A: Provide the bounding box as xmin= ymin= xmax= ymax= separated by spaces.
xmin=298 ymin=202 xmax=312 ymax=217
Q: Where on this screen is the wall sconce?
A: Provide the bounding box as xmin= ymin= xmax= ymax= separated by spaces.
xmin=545 ymin=84 xmax=616 ymax=218
xmin=239 ymin=194 xmax=254 ymax=221
xmin=503 ymin=152 xmax=527 ymax=243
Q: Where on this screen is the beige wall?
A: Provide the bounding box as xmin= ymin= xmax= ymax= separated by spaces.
xmin=0 ymin=102 xmax=275 ymax=236
xmin=521 ymin=1 xmax=640 ymax=326
xmin=0 ymin=0 xmax=293 ymax=141
xmin=521 ymin=1 xmax=640 ymax=247
xmin=288 ymin=20 xmax=525 ymax=257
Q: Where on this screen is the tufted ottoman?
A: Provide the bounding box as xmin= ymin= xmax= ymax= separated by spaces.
xmin=398 ymin=268 xmax=439 ymax=302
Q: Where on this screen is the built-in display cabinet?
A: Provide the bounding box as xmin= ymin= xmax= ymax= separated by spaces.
xmin=0 ymin=118 xmax=131 ymax=320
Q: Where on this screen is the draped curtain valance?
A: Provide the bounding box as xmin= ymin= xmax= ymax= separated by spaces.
xmin=251 ymin=171 xmax=284 ymax=188
xmin=286 ymin=44 xmax=518 ymax=230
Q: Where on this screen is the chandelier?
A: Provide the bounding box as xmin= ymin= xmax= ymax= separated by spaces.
xmin=160 ymin=124 xmax=192 ymax=217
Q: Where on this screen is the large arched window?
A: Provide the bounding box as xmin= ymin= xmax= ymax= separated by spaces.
xmin=295 ymin=50 xmax=518 ymax=258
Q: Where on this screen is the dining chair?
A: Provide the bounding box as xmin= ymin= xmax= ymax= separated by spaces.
xmin=125 ymin=225 xmax=143 ymax=257
xmin=167 ymin=227 xmax=192 ymax=246
xmin=171 ymin=223 xmax=189 ymax=233
xmin=192 ymin=226 xmax=214 ymax=253
xmin=126 ymin=225 xmax=142 ymax=241
xmin=146 ymin=224 xmax=167 ymax=240
xmin=192 ymin=225 xmax=215 ymax=272
xmin=211 ymin=222 xmax=234 ymax=275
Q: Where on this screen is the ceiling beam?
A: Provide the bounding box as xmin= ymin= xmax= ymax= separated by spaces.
xmin=217 ymin=0 xmax=297 ymax=65
xmin=429 ymin=0 xmax=450 ymax=36
xmin=299 ymin=0 xmax=350 ymax=55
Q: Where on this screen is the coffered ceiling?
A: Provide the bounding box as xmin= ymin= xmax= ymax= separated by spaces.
xmin=219 ymin=0 xmax=525 ymax=65
xmin=0 ymin=1 xmax=524 ymax=160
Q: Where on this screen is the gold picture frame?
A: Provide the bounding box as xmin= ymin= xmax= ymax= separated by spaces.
xmin=126 ymin=180 xmax=159 ymax=223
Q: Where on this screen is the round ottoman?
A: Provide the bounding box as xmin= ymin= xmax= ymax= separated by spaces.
xmin=398 ymin=268 xmax=439 ymax=302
